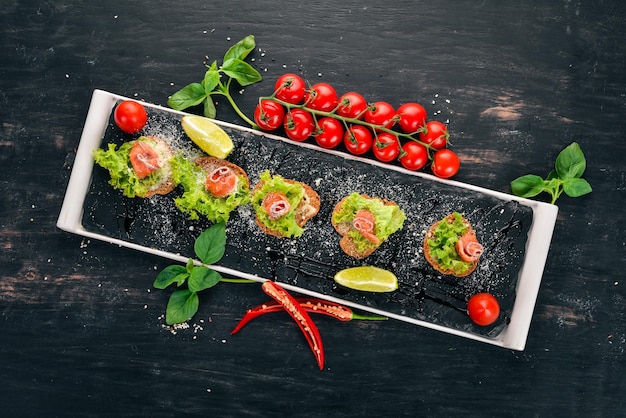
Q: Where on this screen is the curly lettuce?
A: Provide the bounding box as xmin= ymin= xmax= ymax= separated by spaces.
xmin=251 ymin=170 xmax=307 ymax=238
xmin=332 ymin=192 xmax=406 ymax=253
xmin=172 ymin=154 xmax=250 ymax=224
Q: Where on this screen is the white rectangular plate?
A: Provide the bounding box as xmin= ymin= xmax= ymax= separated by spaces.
xmin=58 ymin=90 xmax=558 ymax=350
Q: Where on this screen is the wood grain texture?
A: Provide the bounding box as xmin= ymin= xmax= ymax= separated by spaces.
xmin=1 ymin=0 xmax=625 ymax=416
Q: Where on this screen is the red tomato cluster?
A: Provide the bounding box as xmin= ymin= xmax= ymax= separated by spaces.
xmin=254 ymin=73 xmax=460 ymax=179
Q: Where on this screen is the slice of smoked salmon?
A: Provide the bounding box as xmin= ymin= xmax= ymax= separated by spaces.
xmin=352 ymin=209 xmax=380 ymax=244
xmin=456 ymin=232 xmax=483 ymax=262
xmin=205 ymin=166 xmax=238 ymax=198
xmin=129 ymin=141 xmax=161 ymax=179
xmin=262 ymin=192 xmax=291 ymax=220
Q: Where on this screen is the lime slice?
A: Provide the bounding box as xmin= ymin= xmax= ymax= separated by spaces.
xmin=181 ymin=115 xmax=234 ymax=159
xmin=334 ymin=266 xmax=398 ymax=293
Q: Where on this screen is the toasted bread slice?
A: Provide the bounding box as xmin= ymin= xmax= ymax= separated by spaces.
xmin=253 ymin=178 xmax=320 ymax=238
xmin=423 ymin=213 xmax=479 ymax=277
xmin=194 ymin=156 xmax=250 ymax=190
xmin=138 ymin=136 xmax=176 ymax=198
xmin=332 ymin=194 xmax=402 ymax=259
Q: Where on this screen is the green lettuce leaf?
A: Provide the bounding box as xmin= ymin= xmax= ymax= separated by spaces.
xmin=426 ymin=212 xmax=474 ymax=274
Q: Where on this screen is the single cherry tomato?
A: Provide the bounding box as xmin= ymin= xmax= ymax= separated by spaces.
xmin=336 ymin=92 xmax=368 ymax=119
xmin=420 ymin=120 xmax=449 ymax=150
xmin=114 ymin=100 xmax=148 ymax=134
xmin=364 ymin=101 xmax=396 ymax=129
xmin=396 ymin=102 xmax=427 ymax=133
xmin=273 ymin=73 xmax=306 ymax=105
xmin=343 ymin=125 xmax=373 ymax=155
xmin=467 ymin=293 xmax=500 ymax=326
xmin=431 ymin=148 xmax=460 ymax=178
xmin=372 ymin=132 xmax=401 ymax=162
xmin=284 ymin=109 xmax=315 ymax=142
xmin=314 ymin=117 xmax=345 ymax=149
xmin=304 ymin=82 xmax=338 ymax=112
xmin=399 ymin=141 xmax=428 ymax=171
xmin=254 ymin=100 xmax=285 ymax=131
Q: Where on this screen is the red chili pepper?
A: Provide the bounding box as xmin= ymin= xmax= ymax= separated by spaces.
xmin=231 ymin=297 xmax=386 ymax=335
xmin=259 ymin=281 xmax=325 ymax=370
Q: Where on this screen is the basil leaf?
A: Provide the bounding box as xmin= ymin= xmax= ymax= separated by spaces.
xmin=188 ymin=266 xmax=222 ymax=293
xmin=203 ymin=98 xmax=216 ymax=119
xmin=563 ymin=178 xmax=593 ymax=198
xmin=221 ymin=58 xmax=262 ymax=86
xmin=223 ymin=35 xmax=256 ymax=62
xmin=202 ymin=65 xmax=220 ymax=94
xmin=165 ymin=289 xmax=199 ymax=325
xmin=510 ymin=174 xmax=546 ymax=198
xmin=167 ymin=82 xmax=206 ymax=110
xmin=555 ymin=142 xmax=586 ymax=180
xmin=194 ymin=222 xmax=226 ymax=264
xmin=154 ymin=265 xmax=188 ymax=289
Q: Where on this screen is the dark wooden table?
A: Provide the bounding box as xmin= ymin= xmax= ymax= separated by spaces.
xmin=2 ymin=1 xmax=625 ymax=416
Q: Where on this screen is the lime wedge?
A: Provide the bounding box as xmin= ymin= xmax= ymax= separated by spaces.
xmin=334 ymin=266 xmax=398 ymax=293
xmin=181 ymin=115 xmax=234 ymax=159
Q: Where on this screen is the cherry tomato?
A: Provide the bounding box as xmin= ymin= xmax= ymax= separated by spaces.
xmin=284 ymin=109 xmax=315 ymax=142
xmin=273 ymin=73 xmax=306 ymax=105
xmin=304 ymin=83 xmax=338 ymax=112
xmin=467 ymin=293 xmax=500 ymax=326
xmin=343 ymin=125 xmax=373 ymax=155
xmin=314 ymin=117 xmax=344 ymax=149
xmin=420 ymin=120 xmax=449 ymax=150
xmin=399 ymin=141 xmax=428 ymax=171
xmin=372 ymin=132 xmax=401 ymax=162
xmin=114 ymin=100 xmax=147 ymax=134
xmin=396 ymin=102 xmax=427 ymax=134
xmin=431 ymin=148 xmax=460 ymax=178
xmin=364 ymin=101 xmax=396 ymax=129
xmin=254 ymin=100 xmax=285 ymax=131
xmin=336 ymin=92 xmax=368 ymax=119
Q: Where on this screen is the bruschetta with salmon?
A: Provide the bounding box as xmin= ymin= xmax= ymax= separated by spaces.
xmin=94 ymin=136 xmax=176 ymax=198
xmin=423 ymin=212 xmax=484 ymax=277
xmin=172 ymin=156 xmax=250 ymax=224
xmin=331 ymin=193 xmax=406 ymax=259
xmin=251 ymin=170 xmax=320 ymax=238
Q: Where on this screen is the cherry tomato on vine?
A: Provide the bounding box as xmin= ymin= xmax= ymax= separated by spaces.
xmin=273 ymin=73 xmax=306 ymax=105
xmin=372 ymin=132 xmax=401 ymax=162
xmin=396 ymin=102 xmax=427 ymax=134
xmin=314 ymin=117 xmax=344 ymax=149
xmin=336 ymin=91 xmax=368 ymax=119
xmin=344 ymin=125 xmax=373 ymax=155
xmin=254 ymin=100 xmax=285 ymax=131
xmin=431 ymin=148 xmax=460 ymax=178
xmin=420 ymin=120 xmax=449 ymax=149
xmin=114 ymin=100 xmax=147 ymax=134
xmin=364 ymin=101 xmax=396 ymax=129
xmin=304 ymin=82 xmax=338 ymax=112
xmin=399 ymin=141 xmax=428 ymax=171
xmin=467 ymin=293 xmax=500 ymax=326
xmin=284 ymin=109 xmax=315 ymax=142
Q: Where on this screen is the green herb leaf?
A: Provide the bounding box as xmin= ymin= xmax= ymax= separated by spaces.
xmin=555 ymin=142 xmax=586 ymax=180
xmin=203 ymin=97 xmax=217 ymax=119
xmin=154 ymin=265 xmax=188 ymax=289
xmin=563 ymin=177 xmax=593 ymax=198
xmin=188 ymin=266 xmax=222 ymax=293
xmin=202 ymin=64 xmax=220 ymax=94
xmin=510 ymin=174 xmax=546 ymax=198
xmin=167 ymin=82 xmax=206 ymax=110
xmin=186 ymin=258 xmax=195 ymax=273
xmin=223 ymin=35 xmax=256 ymax=63
xmin=221 ymin=58 xmax=263 ymax=86
xmin=166 ymin=289 xmax=199 ymax=325
xmin=194 ymin=222 xmax=226 ymax=264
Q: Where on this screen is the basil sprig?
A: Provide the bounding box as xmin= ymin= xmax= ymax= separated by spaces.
xmin=167 ymin=35 xmax=261 ymax=127
xmin=153 ymin=222 xmax=249 ymax=325
xmin=511 ymin=142 xmax=592 ymax=204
